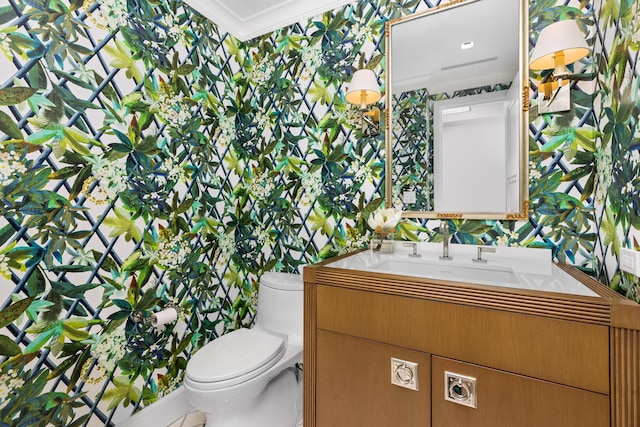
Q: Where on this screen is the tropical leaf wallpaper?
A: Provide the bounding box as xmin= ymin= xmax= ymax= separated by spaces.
xmin=390 ymin=88 xmax=434 ymax=211
xmin=0 ymin=0 xmax=637 ymax=424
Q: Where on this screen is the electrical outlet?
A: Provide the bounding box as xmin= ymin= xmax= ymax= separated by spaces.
xmin=620 ymin=248 xmax=640 ymax=276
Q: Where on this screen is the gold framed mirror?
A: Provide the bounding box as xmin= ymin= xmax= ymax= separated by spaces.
xmin=385 ymin=0 xmax=529 ymax=219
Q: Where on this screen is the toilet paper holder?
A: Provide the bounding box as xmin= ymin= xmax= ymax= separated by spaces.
xmin=132 ymin=302 xmax=182 ymax=327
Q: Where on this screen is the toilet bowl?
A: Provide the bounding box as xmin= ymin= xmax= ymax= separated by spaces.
xmin=184 ymin=272 xmax=304 ymax=427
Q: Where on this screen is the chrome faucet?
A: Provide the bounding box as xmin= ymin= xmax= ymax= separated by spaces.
xmin=439 ymin=220 xmax=452 ymax=261
xmin=473 ymin=246 xmax=496 ymax=263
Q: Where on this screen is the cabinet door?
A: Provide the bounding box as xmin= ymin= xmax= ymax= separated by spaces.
xmin=432 ymin=356 xmax=609 ymax=427
xmin=316 ymin=330 xmax=430 ymax=426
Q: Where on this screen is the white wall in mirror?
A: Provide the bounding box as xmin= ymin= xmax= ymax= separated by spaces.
xmin=434 ymin=91 xmax=508 ymax=212
xmin=432 ymin=73 xmax=522 ymax=213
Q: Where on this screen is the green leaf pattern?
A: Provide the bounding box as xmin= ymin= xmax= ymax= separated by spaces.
xmin=0 ymin=0 xmax=637 ymax=424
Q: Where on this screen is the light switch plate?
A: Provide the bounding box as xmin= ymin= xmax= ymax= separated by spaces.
xmin=403 ymin=191 xmax=417 ymax=204
xmin=620 ymin=248 xmax=640 ymax=276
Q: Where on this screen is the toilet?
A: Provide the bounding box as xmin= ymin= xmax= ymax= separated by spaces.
xmin=184 ymin=272 xmax=304 ymax=427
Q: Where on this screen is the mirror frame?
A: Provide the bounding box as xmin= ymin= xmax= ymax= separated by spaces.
xmin=384 ymin=0 xmax=529 ymax=220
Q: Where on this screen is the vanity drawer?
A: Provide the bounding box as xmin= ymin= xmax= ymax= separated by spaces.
xmin=316 ymin=284 xmax=609 ymax=394
xmin=316 ymin=329 xmax=431 ymax=427
xmin=431 ymin=356 xmax=610 ymax=426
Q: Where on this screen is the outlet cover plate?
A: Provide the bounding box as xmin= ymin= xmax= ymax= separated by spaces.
xmin=620 ymin=248 xmax=640 ymax=276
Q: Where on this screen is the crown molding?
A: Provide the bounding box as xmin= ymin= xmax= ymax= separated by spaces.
xmin=184 ymin=0 xmax=357 ymax=41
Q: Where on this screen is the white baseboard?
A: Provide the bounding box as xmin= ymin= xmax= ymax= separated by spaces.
xmin=116 ymin=386 xmax=195 ymax=427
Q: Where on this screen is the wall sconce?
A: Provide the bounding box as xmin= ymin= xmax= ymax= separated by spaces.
xmin=530 ymin=19 xmax=590 ymax=114
xmin=346 ymin=69 xmax=382 ymax=137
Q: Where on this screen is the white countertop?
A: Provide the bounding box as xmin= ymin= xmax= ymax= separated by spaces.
xmin=325 ymin=243 xmax=599 ymax=298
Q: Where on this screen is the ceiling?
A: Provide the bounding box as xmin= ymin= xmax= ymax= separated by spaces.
xmin=183 ymin=0 xmax=357 ymax=41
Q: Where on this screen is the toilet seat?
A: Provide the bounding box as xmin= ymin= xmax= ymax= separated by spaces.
xmin=185 ymin=328 xmax=286 ymax=390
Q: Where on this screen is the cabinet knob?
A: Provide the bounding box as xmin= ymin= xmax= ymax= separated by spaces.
xmin=391 ymin=358 xmax=419 ymax=391
xmin=395 ymin=364 xmax=414 ymax=384
xmin=448 ymin=379 xmax=471 ymax=400
xmin=445 ymin=371 xmax=477 ymax=408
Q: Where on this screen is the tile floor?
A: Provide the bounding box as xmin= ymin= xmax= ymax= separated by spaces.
xmin=165 ymin=408 xmax=304 ymax=427
xmin=167 ymin=410 xmax=206 ymax=427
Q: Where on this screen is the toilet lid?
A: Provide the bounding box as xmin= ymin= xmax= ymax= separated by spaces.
xmin=186 ymin=328 xmax=285 ymax=384
xmin=261 ymin=272 xmax=303 ymax=291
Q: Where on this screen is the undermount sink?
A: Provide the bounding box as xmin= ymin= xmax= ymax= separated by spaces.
xmin=323 ymin=243 xmax=600 ymax=297
xmin=370 ymin=258 xmax=519 ymax=287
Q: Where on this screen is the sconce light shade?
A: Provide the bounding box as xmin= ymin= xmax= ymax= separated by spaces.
xmin=530 ymin=20 xmax=589 ymax=73
xmin=346 ymin=69 xmax=382 ymax=108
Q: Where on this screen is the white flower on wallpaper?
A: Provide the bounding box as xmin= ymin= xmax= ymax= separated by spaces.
xmin=88 ymin=0 xmax=129 ymax=30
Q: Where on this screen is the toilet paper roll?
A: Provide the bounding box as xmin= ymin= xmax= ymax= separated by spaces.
xmin=151 ymin=307 xmax=177 ymax=327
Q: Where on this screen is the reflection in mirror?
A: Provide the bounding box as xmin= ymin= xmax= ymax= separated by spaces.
xmin=385 ymin=0 xmax=529 ymax=219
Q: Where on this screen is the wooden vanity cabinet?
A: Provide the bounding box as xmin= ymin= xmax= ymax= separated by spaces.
xmin=316 ymin=330 xmax=431 ymax=426
xmin=431 ymin=357 xmax=609 ymax=427
xmin=303 ymin=257 xmax=640 ymax=427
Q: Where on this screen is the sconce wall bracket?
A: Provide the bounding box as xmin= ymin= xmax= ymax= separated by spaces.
xmin=538 ymin=79 xmax=571 ymax=114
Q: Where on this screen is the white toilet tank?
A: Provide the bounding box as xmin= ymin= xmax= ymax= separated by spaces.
xmin=256 ymin=272 xmax=304 ymax=345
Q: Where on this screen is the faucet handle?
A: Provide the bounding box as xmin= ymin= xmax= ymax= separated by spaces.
xmin=473 ymin=246 xmax=496 ymax=263
xmin=402 ymin=242 xmax=421 ymax=258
